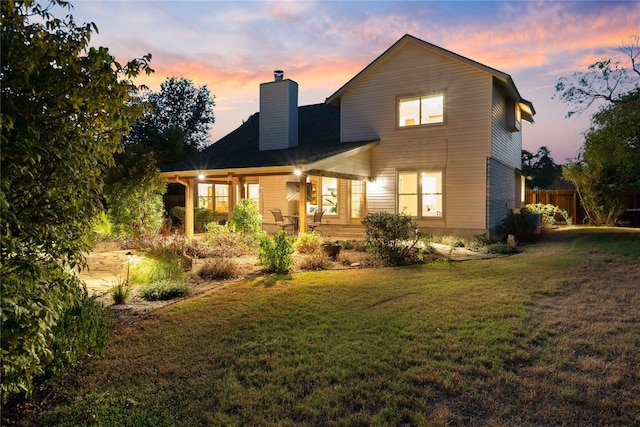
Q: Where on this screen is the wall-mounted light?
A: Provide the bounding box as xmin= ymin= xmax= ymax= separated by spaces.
xmin=294 ymin=168 xmax=302 ymax=176
xmin=198 ymin=173 xmax=205 ymax=180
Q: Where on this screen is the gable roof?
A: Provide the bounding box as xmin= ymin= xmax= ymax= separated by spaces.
xmin=326 ymin=34 xmax=535 ymax=122
xmin=160 ymin=103 xmax=377 ymax=177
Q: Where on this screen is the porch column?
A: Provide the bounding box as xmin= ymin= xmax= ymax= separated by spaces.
xmin=184 ymin=178 xmax=195 ymax=238
xmin=298 ymin=174 xmax=307 ymax=232
xmin=169 ymin=176 xmax=195 ymax=238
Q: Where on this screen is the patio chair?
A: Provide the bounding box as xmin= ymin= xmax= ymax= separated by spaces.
xmin=307 ymin=209 xmax=325 ymax=232
xmin=270 ymin=208 xmax=295 ymax=233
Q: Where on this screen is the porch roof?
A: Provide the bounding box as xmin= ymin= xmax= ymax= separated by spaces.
xmin=160 ymin=103 xmax=378 ymax=179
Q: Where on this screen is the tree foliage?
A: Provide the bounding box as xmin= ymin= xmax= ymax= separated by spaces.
xmin=521 ymin=146 xmax=563 ymax=189
xmin=554 ymin=35 xmax=639 ymax=117
xmin=555 ymin=35 xmax=640 ymax=225
xmin=563 ymin=88 xmax=640 ymax=225
xmin=1 ymin=0 xmax=151 ymax=399
xmin=125 ymin=76 xmax=216 ymax=164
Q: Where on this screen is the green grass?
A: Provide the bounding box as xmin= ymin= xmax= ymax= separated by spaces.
xmin=13 ymin=227 xmax=640 ymax=426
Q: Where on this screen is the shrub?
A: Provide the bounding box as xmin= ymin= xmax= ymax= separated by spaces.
xmin=129 ymin=253 xmax=185 ymax=285
xmin=91 ymin=211 xmax=113 ymax=238
xmin=49 ymin=295 xmax=111 ymax=377
xmin=295 ymin=231 xmax=324 ymax=254
xmin=229 ymin=199 xmax=263 ymax=236
xmin=198 ymin=258 xmax=239 ymax=280
xmin=258 ymin=231 xmax=295 ymax=274
xmin=110 ymin=280 xmax=131 ymax=305
xmin=1 ymin=262 xmax=109 ymax=401
xmin=521 ymin=203 xmax=572 ymax=227
xmin=362 ymin=211 xmax=421 ymax=266
xmin=298 ymin=250 xmax=332 ymax=270
xmin=500 ymin=211 xmax=537 ymax=241
xmin=436 ymin=235 xmax=469 ymax=248
xmin=204 ymin=222 xmax=254 ymax=257
xmin=139 ymin=280 xmax=190 ymax=301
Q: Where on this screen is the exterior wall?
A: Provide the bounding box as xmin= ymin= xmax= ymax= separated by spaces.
xmin=339 ymin=42 xmax=494 ymax=233
xmin=486 ymin=158 xmax=516 ymax=236
xmin=491 ymin=85 xmax=522 ymax=169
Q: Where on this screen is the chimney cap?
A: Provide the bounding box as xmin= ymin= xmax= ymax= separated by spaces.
xmin=274 ymin=70 xmax=284 ymax=81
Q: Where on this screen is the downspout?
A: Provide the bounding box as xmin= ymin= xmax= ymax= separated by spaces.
xmin=172 ymin=176 xmax=195 ymax=238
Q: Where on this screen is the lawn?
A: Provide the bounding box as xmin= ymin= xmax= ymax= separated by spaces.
xmin=9 ymin=227 xmax=640 ymax=426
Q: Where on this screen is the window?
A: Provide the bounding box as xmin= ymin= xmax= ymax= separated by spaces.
xmin=398 ymin=171 xmax=443 ymax=217
xmin=245 ymin=182 xmax=260 ymax=207
xmin=197 ymin=183 xmax=213 ymax=210
xmin=350 ymin=180 xmax=366 ymax=220
xmin=307 ymin=177 xmax=338 ymax=215
xmin=197 ymin=183 xmax=229 ymax=213
xmin=214 ymin=184 xmax=229 ymax=213
xmin=399 ymin=93 xmax=444 ymax=127
xmin=322 ymin=178 xmax=338 ymax=214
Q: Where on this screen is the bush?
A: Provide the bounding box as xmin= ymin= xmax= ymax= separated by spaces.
xmin=129 ymin=253 xmax=185 ymax=285
xmin=139 ymin=280 xmax=190 ymax=301
xmin=298 ymin=250 xmax=332 ymax=270
xmin=362 ymin=211 xmax=421 ymax=266
xmin=229 ymin=199 xmax=263 ymax=236
xmin=295 ymin=231 xmax=324 ymax=254
xmin=203 ymin=223 xmax=255 ymax=257
xmin=500 ymin=211 xmax=537 ymax=241
xmin=521 ymin=203 xmax=572 ymax=227
xmin=258 ymin=231 xmax=295 ymax=274
xmin=1 ymin=262 xmax=110 ymax=401
xmin=49 ymin=295 xmax=111 ymax=377
xmin=198 ymin=258 xmax=239 ymax=280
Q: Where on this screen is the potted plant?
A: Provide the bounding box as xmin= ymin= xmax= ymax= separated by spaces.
xmin=321 ymin=241 xmax=342 ymax=260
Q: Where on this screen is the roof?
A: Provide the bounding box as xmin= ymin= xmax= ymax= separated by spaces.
xmin=160 ymin=103 xmax=377 ymax=175
xmin=326 ymin=34 xmax=535 ymax=122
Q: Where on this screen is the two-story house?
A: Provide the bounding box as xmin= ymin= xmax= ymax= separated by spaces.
xmin=160 ymin=34 xmax=535 ymax=238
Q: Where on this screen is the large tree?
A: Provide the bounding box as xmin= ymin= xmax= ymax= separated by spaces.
xmin=555 ymin=35 xmax=640 ymax=225
xmin=125 ymin=76 xmax=216 ymax=164
xmin=1 ymin=0 xmax=152 ymax=398
xmin=521 ymin=146 xmax=562 ymax=189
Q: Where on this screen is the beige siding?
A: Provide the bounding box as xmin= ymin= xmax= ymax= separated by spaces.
xmin=491 ymin=86 xmax=522 ymax=168
xmin=340 ymin=43 xmax=494 ymax=232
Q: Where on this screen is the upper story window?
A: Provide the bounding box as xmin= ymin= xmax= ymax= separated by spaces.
xmin=398 ymin=93 xmax=444 ymax=127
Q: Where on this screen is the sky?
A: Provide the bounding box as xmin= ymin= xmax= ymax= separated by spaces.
xmin=67 ymin=0 xmax=640 ymax=164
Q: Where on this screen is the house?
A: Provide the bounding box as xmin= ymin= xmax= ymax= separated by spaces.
xmin=160 ymin=34 xmax=535 ymax=239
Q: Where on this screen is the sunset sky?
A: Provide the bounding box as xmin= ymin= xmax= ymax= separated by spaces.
xmin=69 ymin=0 xmax=639 ymax=164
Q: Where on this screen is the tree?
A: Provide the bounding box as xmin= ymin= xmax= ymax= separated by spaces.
xmin=521 ymin=146 xmax=562 ymax=189
xmin=1 ymin=0 xmax=152 ymax=398
xmin=555 ymin=35 xmax=640 ymax=225
xmin=125 ymin=76 xmax=216 ymax=164
xmin=563 ymin=89 xmax=640 ymax=224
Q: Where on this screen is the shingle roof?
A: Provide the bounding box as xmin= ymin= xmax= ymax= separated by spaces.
xmin=160 ymin=103 xmax=376 ymax=173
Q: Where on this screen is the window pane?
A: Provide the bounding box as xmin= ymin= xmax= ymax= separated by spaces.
xmin=322 ymin=178 xmax=338 ymax=214
xmin=399 ymin=195 xmax=418 ymax=216
xmin=422 ymin=195 xmax=442 ymax=216
xmin=246 ymin=183 xmax=260 ymax=206
xmin=398 ymin=172 xmax=417 ymax=194
xmin=421 ymin=172 xmax=442 ymax=217
xmin=215 ymin=184 xmax=229 ymax=213
xmin=421 ymin=94 xmax=443 ymax=124
xmin=197 ymin=183 xmax=213 ymax=210
xmin=350 ymin=181 xmax=365 ymax=219
xmin=399 ymin=98 xmax=420 ymax=127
